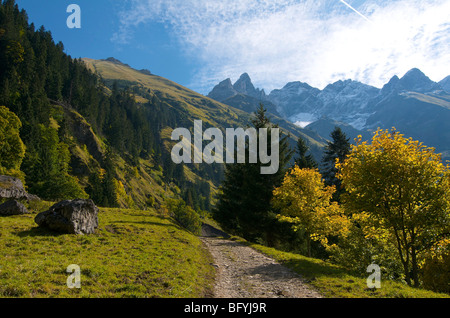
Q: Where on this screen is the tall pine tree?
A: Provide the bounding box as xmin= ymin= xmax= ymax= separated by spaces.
xmin=294 ymin=136 xmax=318 ymax=169
xmin=214 ymin=104 xmax=293 ymax=246
xmin=321 ymin=126 xmax=351 ymax=202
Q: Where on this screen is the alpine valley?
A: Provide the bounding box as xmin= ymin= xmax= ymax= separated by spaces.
xmin=0 ymin=0 xmax=327 ymax=212
xmin=2 ymin=0 xmax=450 ymax=299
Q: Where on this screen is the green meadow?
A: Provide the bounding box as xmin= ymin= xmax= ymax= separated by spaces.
xmin=0 ymin=203 xmax=215 ymax=298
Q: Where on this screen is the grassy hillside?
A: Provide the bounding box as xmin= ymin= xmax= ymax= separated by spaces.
xmin=78 ymin=57 xmax=328 ymax=211
xmin=82 ymin=58 xmax=327 ymax=161
xmin=48 ymin=101 xmax=173 ymax=210
xmin=83 ymin=58 xmax=250 ymax=129
xmin=0 ymin=202 xmax=215 ymax=298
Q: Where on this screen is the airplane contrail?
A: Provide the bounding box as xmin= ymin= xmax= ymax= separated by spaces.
xmin=339 ymin=0 xmax=373 ymax=23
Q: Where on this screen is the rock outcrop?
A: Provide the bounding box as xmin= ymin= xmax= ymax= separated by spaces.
xmin=35 ymin=199 xmax=99 ymax=235
xmin=207 ymin=78 xmax=237 ymax=102
xmin=0 ymin=200 xmax=29 ymax=216
xmin=0 ymin=175 xmax=40 ymax=201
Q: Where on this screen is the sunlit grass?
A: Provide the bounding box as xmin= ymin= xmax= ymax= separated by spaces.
xmin=237 ymin=238 xmax=449 ymax=298
xmin=0 ymin=205 xmax=215 ymax=298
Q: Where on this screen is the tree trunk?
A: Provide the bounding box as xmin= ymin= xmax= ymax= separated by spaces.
xmin=266 ymin=230 xmax=275 ymax=248
xmin=393 ymin=228 xmax=412 ymax=286
xmin=307 ymin=235 xmax=311 ymax=258
xmin=411 ymin=244 xmax=420 ymax=288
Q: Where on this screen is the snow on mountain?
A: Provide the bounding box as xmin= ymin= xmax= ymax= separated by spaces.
xmin=207 ymin=68 xmax=450 ymax=161
xmin=267 ymin=81 xmax=321 ymax=119
xmin=208 ymin=68 xmax=448 ymax=131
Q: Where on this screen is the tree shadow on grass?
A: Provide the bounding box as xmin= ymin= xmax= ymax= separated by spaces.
xmin=281 ymin=258 xmax=352 ymax=281
xmin=15 ymin=226 xmax=67 ymax=238
xmin=245 ymin=242 xmax=358 ymax=281
xmin=111 ymin=220 xmax=180 ymax=228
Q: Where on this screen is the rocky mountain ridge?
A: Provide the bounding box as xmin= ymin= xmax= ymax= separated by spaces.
xmin=208 ymin=69 xmax=450 ymax=161
xmin=207 ymin=73 xmax=267 ymax=102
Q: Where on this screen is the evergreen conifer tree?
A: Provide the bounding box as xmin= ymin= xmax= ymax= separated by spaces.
xmin=294 ymin=136 xmax=318 ymax=169
xmin=214 ymin=104 xmax=293 ymax=246
xmin=321 ymin=126 xmax=351 ymax=202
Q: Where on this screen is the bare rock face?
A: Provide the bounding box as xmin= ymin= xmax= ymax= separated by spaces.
xmin=0 ymin=200 xmax=29 ymax=216
xmin=35 ymin=199 xmax=99 ymax=235
xmin=0 ymin=175 xmax=40 ymax=202
xmin=207 ymin=78 xmax=237 ymax=102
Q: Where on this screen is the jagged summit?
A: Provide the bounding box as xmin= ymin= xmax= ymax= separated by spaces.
xmin=207 ymin=73 xmax=266 ymax=102
xmin=381 ymin=68 xmax=442 ymax=94
xmin=207 ymin=67 xmax=449 ymax=143
xmin=237 ymin=72 xmax=251 ymax=82
xmin=234 ymin=73 xmax=266 ymax=100
xmin=398 ymin=68 xmax=441 ymax=92
xmin=233 ymin=73 xmax=255 ymax=95
xmin=380 ymin=75 xmax=400 ymax=94
xmin=279 ymin=81 xmax=317 ymax=92
xmin=207 ymin=78 xmax=236 ymax=102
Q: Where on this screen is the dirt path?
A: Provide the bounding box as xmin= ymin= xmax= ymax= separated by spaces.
xmin=200 ymin=225 xmax=323 ymax=298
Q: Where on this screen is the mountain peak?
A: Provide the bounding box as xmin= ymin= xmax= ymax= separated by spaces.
xmin=401 ymin=68 xmax=428 ymax=82
xmin=380 ymin=68 xmax=440 ymax=94
xmin=238 ymin=72 xmax=251 ymax=81
xmin=233 ymin=73 xmax=256 ymax=95
xmin=221 ymin=78 xmax=233 ymax=86
xmin=207 ymin=78 xmax=236 ymax=102
xmin=398 ymin=68 xmax=440 ymax=93
xmin=231 ymin=73 xmax=267 ymax=100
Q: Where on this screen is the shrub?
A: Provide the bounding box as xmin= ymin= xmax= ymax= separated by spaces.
xmin=166 ymin=198 xmax=202 ymax=235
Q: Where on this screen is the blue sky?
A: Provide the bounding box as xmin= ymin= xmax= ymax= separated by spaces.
xmin=15 ymin=0 xmax=450 ymax=95
xmin=15 ymin=0 xmax=195 ymax=87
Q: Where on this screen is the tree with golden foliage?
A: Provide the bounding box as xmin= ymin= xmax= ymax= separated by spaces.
xmin=272 ymin=166 xmax=350 ymax=257
xmin=336 ymin=128 xmax=450 ymax=287
xmin=0 ymin=105 xmax=26 ymax=180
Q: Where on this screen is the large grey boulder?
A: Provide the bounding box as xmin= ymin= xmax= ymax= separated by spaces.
xmin=0 ymin=175 xmax=40 ymax=201
xmin=35 ymin=199 xmax=99 ymax=234
xmin=0 ymin=200 xmax=29 ymax=216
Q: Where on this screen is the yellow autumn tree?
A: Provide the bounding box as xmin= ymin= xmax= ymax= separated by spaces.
xmin=0 ymin=106 xmax=26 ymax=180
xmin=272 ymin=167 xmax=350 ymax=257
xmin=336 ymin=128 xmax=450 ymax=287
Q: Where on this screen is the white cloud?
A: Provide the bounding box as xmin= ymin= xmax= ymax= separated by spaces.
xmin=113 ymin=0 xmax=450 ymax=94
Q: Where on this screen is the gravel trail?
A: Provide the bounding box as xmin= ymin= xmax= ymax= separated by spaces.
xmin=200 ymin=225 xmax=323 ymax=298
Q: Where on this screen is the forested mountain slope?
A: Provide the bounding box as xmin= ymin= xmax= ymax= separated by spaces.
xmin=84 ymin=58 xmax=327 ymax=163
xmin=0 ymin=1 xmax=325 ymax=211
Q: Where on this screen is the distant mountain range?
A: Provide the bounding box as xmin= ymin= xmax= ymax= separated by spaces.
xmin=208 ymin=68 xmax=450 ymax=162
